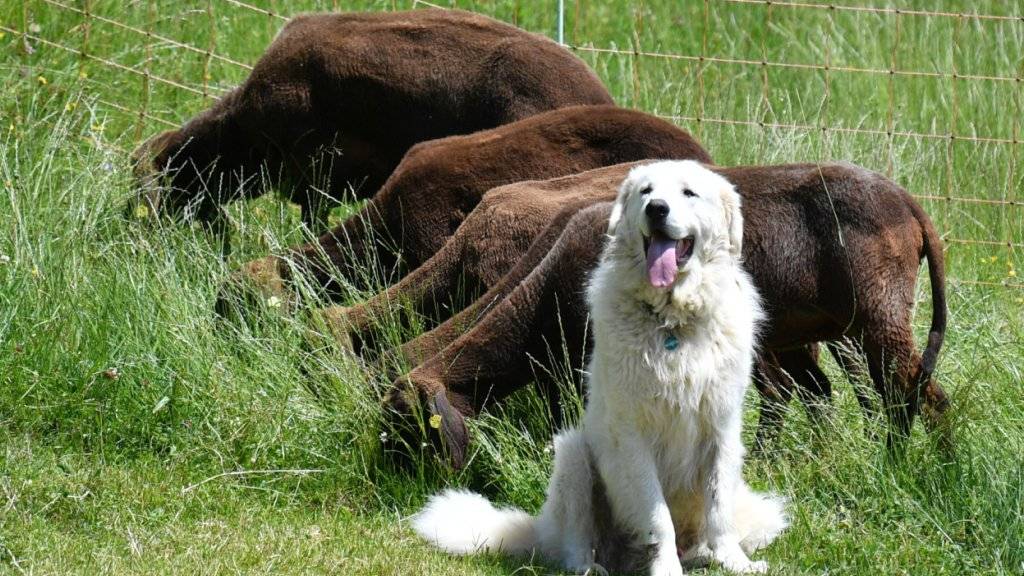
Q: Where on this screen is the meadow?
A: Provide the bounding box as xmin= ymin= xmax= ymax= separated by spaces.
xmin=1 ymin=0 xmax=1022 ymax=574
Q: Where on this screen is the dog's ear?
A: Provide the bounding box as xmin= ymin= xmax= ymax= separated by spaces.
xmin=607 ymin=180 xmax=630 ymax=236
xmin=719 ymin=183 xmax=744 ymax=257
xmin=606 ymin=198 xmax=624 ymax=236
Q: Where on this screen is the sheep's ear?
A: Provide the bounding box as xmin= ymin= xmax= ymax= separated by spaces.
xmin=719 ymin=183 xmax=744 ymax=256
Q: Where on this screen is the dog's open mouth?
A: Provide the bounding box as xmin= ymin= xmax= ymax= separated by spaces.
xmin=643 ymin=232 xmax=694 ymax=288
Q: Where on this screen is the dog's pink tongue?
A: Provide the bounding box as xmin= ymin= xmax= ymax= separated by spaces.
xmin=646 ymin=235 xmax=678 ymax=288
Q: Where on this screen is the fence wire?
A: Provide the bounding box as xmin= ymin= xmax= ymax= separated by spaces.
xmin=12 ymin=0 xmax=1023 ymax=290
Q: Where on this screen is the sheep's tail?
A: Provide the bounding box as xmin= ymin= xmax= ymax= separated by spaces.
xmin=412 ymin=489 xmax=536 ymax=555
xmin=910 ymin=199 xmax=947 ymax=387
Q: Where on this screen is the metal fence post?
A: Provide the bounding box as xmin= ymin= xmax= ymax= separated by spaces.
xmin=557 ymin=0 xmax=564 ymax=45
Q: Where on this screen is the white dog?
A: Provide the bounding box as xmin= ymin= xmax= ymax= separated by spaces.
xmin=413 ymin=160 xmax=787 ymax=575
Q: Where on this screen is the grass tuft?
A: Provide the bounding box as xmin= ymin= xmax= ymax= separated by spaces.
xmin=1 ymin=1 xmax=1022 ymax=574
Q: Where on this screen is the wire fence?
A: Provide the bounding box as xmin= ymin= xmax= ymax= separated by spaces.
xmin=9 ymin=0 xmax=1022 ymax=290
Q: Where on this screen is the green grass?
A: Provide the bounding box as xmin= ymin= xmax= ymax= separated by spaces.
xmin=1 ymin=0 xmax=1023 ymax=574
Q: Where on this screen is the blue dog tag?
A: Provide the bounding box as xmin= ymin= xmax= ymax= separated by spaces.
xmin=664 ymin=334 xmax=679 ymax=351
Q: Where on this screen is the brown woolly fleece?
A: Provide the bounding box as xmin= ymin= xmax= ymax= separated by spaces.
xmin=129 ymin=9 xmax=613 ymax=231
xmin=316 ymin=170 xmax=618 ymax=354
xmin=221 ymin=105 xmax=712 ymax=303
xmin=379 ymin=161 xmax=950 ymax=468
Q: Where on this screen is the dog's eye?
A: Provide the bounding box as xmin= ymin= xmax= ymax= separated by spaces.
xmin=683 ymin=188 xmax=697 ymax=198
xmin=639 ymin=185 xmax=652 ymax=196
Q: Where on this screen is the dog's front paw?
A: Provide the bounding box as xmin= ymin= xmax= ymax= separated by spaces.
xmin=718 ymin=554 xmax=767 ymax=574
xmin=649 ymin=551 xmax=684 ymax=576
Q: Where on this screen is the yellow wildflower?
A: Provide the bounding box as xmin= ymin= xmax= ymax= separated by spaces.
xmin=64 ymin=101 xmax=77 ymax=112
xmin=1010 ymin=270 xmax=1017 ymax=278
xmin=429 ymin=414 xmax=442 ymax=429
xmin=134 ymin=204 xmax=150 ymax=220
xmin=90 ymin=123 xmax=104 ymax=133
xmin=36 ymin=75 xmax=47 ymax=86
xmin=31 ymin=265 xmax=39 ymax=277
xmin=0 ymin=31 xmax=6 ymax=40
xmin=989 ymin=255 xmax=998 ymax=263
xmin=78 ymin=70 xmax=88 ymax=79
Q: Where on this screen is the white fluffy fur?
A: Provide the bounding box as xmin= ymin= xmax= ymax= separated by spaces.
xmin=413 ymin=489 xmax=535 ymax=554
xmin=413 ymin=161 xmax=788 ymax=575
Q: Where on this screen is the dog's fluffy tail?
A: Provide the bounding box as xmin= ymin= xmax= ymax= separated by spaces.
xmin=734 ymin=484 xmax=789 ymax=554
xmin=412 ymin=489 xmax=536 ymax=555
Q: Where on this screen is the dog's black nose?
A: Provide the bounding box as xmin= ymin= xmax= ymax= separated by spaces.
xmin=645 ymin=199 xmax=670 ymax=222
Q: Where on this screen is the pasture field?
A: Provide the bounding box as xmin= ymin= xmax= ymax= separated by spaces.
xmin=1 ymin=1 xmax=1022 ymax=574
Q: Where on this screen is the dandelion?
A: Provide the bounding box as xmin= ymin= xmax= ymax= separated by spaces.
xmin=36 ymin=75 xmax=47 ymax=86
xmin=64 ymin=102 xmax=77 ymax=112
xmin=266 ymin=295 xmax=282 ymax=308
xmin=133 ymin=204 xmax=150 ymax=220
xmin=429 ymin=414 xmax=442 ymax=429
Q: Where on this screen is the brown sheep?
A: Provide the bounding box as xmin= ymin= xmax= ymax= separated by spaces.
xmin=129 ymin=9 xmax=613 ymax=232
xmin=313 ymin=174 xmax=613 ymax=354
xmin=219 ymin=105 xmax=712 ymax=305
xmin=378 ymin=162 xmax=950 ymax=468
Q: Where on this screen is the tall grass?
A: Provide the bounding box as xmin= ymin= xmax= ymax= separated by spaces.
xmin=1 ymin=1 xmax=1022 ymax=574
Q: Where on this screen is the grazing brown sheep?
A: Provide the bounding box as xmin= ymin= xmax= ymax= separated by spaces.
xmin=379 ymin=162 xmax=949 ymax=468
xmin=129 ymin=9 xmax=613 ymax=232
xmin=220 ymin=105 xmax=712 ymax=304
xmin=315 ymin=174 xmax=614 ymax=354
